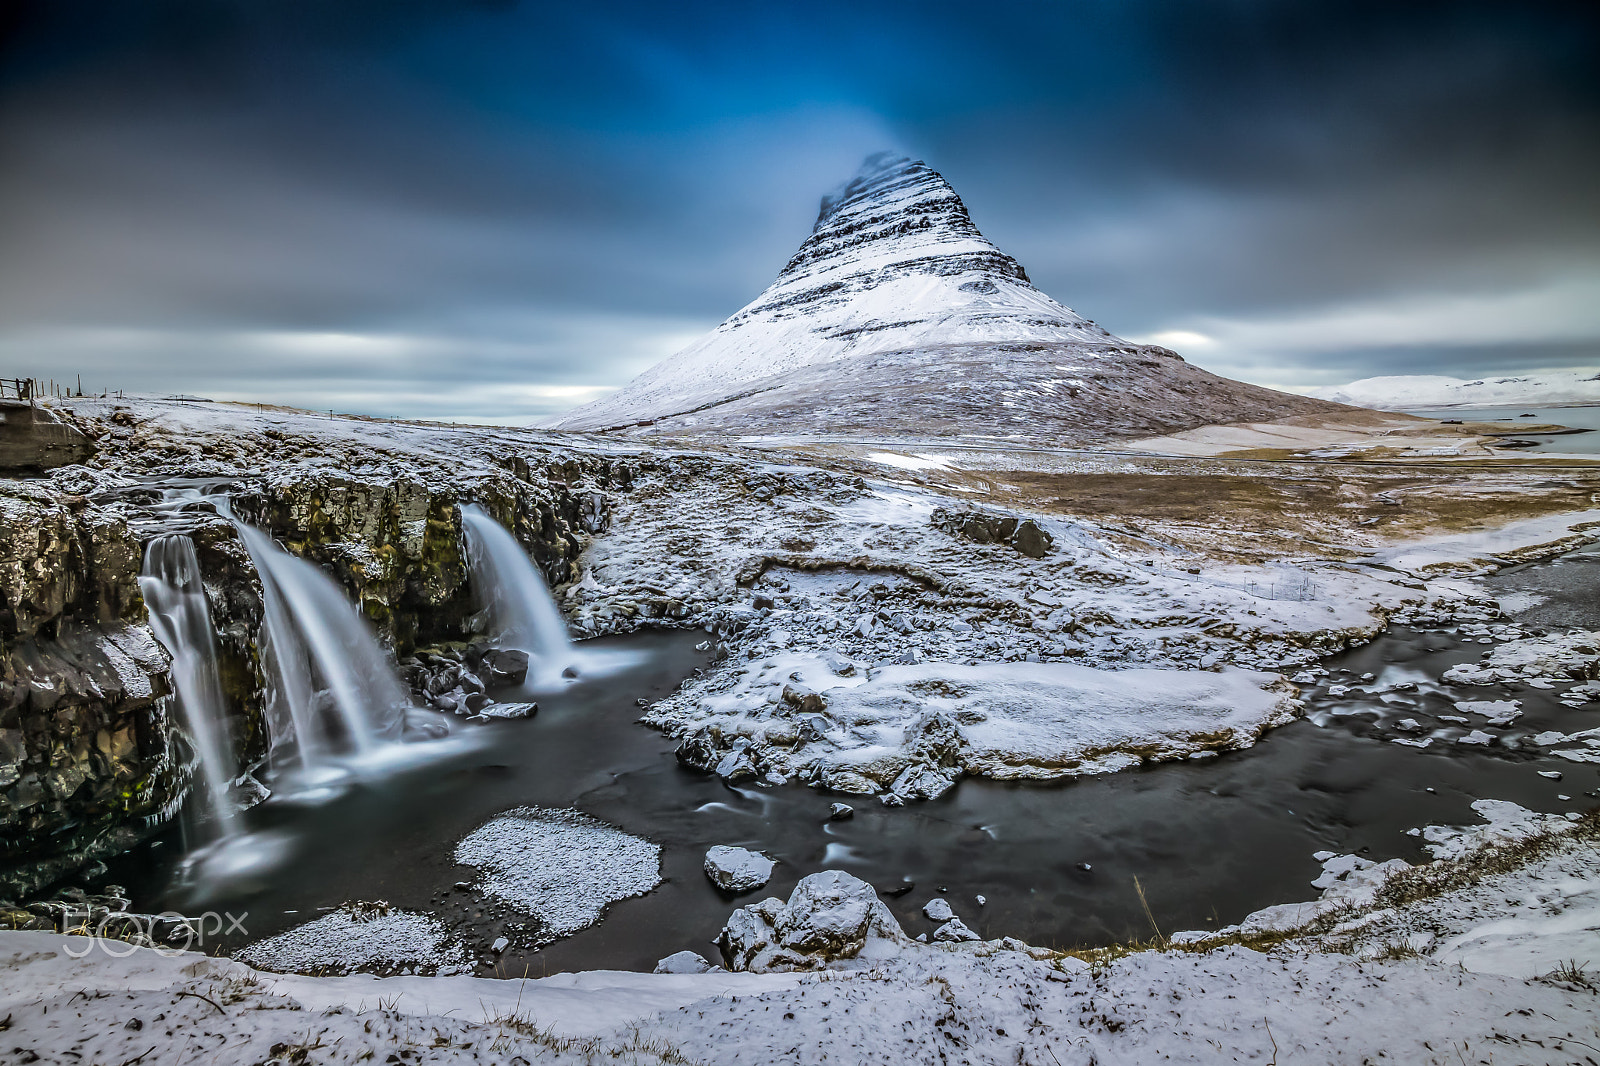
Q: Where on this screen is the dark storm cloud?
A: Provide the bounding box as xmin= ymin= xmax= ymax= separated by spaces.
xmin=0 ymin=0 xmax=1595 ymax=417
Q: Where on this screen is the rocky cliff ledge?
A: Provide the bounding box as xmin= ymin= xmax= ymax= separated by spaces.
xmin=0 ymin=400 xmax=632 ymax=896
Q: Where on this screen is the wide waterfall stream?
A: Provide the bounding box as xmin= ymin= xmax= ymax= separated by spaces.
xmin=117 ymin=523 xmax=1600 ymax=976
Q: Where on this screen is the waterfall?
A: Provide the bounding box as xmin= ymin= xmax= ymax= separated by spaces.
xmin=139 ymin=535 xmax=237 ymax=837
xmin=233 ymin=523 xmax=408 ymax=764
xmin=460 ymin=504 xmax=577 ymax=680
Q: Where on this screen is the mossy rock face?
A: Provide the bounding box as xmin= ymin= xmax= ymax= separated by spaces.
xmin=231 ymin=465 xmax=610 ymax=655
xmin=0 ymin=452 xmax=621 ymax=896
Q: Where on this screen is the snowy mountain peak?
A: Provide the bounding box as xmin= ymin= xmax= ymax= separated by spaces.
xmin=549 ymin=154 xmax=1334 ymax=438
xmin=782 ymin=152 xmax=1028 ymax=288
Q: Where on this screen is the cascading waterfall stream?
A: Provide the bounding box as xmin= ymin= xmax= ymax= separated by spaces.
xmin=131 ymin=485 xmax=473 ymax=902
xmin=138 ymin=535 xmax=238 ymax=838
xmin=461 ymin=503 xmax=579 ymax=682
xmin=234 ymin=522 xmax=408 ymax=765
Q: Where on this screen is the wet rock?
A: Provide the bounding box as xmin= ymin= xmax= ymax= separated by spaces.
xmin=828 ymin=803 xmax=854 ymax=821
xmin=475 ymin=701 xmax=538 ymax=720
xmin=479 ymin=649 xmax=530 ymax=686
xmin=716 ymin=870 xmax=907 ymax=972
xmin=704 ymin=845 xmax=775 ymax=893
xmin=675 ymin=730 xmax=723 ymax=772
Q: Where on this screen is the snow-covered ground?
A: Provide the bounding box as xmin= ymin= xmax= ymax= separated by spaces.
xmin=11 ymin=392 xmax=1600 ymax=1062
xmin=4 ymin=803 xmax=1597 ymax=1064
xmin=37 ymin=393 xmax=1600 ymax=802
xmin=1307 ymin=370 xmax=1600 ymax=410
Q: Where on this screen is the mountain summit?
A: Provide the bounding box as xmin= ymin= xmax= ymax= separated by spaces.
xmin=549 ymin=154 xmax=1335 ymax=438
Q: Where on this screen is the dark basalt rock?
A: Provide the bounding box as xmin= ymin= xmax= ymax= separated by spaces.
xmin=480 ymin=649 xmax=531 ymax=686
xmin=930 ymin=506 xmax=1053 ymax=558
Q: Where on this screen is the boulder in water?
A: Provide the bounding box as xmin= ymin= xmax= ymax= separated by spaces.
xmin=704 ymin=845 xmax=775 ymax=893
xmin=480 ymin=649 xmax=530 ymax=686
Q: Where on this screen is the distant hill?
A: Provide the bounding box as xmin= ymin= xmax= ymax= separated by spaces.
xmin=548 ymin=153 xmax=1339 ymax=440
xmin=1306 ymin=371 xmax=1600 ymax=410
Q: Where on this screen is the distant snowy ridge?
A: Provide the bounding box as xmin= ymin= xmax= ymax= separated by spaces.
xmin=548 ymin=153 xmax=1334 ymax=438
xmin=1306 ymin=371 xmax=1600 ymax=410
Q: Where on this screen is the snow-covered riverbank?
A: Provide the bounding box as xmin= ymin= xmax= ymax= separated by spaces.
xmin=4 ymin=803 xmax=1596 ymax=1065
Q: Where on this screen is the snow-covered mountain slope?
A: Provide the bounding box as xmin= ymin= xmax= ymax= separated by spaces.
xmin=547 ymin=153 xmax=1339 ymax=439
xmin=1307 ymin=371 xmax=1600 ymax=410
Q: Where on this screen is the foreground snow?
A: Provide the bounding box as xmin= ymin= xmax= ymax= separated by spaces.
xmin=5 ymin=805 xmax=1597 ymax=1065
xmin=1307 ymin=371 xmax=1600 ymax=410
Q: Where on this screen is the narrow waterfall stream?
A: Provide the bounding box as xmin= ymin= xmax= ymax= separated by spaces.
xmin=461 ymin=503 xmax=575 ymax=678
xmin=235 ymin=521 xmax=408 ymax=766
xmin=138 ymin=535 xmax=238 ymax=839
xmin=459 ymin=503 xmax=645 ymax=688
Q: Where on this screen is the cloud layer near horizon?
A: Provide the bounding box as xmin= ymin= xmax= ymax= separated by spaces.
xmin=1 ymin=1 xmax=1596 ymax=420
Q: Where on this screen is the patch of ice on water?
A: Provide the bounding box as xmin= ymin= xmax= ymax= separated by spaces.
xmin=238 ymin=906 xmax=471 ymax=976
xmin=454 ymin=806 xmax=661 ymax=939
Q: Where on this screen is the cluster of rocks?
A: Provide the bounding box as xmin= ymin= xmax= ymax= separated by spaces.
xmin=397 ymin=643 xmax=538 ymax=718
xmin=930 ymin=505 xmax=1053 ymax=558
xmin=710 ymin=870 xmax=1042 ymax=973
xmin=1443 ymin=629 xmax=1600 ymax=687
xmin=715 ymin=870 xmax=910 ymax=971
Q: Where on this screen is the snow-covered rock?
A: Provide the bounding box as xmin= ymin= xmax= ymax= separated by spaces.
xmin=239 ymin=905 xmax=472 ymax=977
xmin=666 ymin=654 xmax=1300 ymax=799
xmin=933 ymin=917 xmax=980 ymax=942
xmin=704 ymin=846 xmax=775 ymax=893
xmin=716 ymin=870 xmax=907 ymax=972
xmin=653 ymin=950 xmax=715 ymax=974
xmin=1443 ymin=629 xmax=1600 ymax=686
xmin=922 ymin=898 xmax=954 ymax=922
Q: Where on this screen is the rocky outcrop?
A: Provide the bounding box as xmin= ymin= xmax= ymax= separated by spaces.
xmin=0 ymin=401 xmax=94 ymax=473
xmin=716 ymin=870 xmax=907 ymax=972
xmin=229 ymin=471 xmax=608 ymax=654
xmin=930 ymin=506 xmax=1053 ymax=558
xmin=0 ymin=485 xmax=183 ymax=896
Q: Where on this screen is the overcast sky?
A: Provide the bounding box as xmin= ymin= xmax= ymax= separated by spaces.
xmin=1 ymin=0 xmax=1596 ymax=422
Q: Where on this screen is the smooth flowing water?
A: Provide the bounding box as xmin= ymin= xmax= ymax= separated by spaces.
xmin=114 ymin=538 xmax=1600 ymax=974
xmin=459 ymin=502 xmax=645 ymax=689
xmin=236 ymin=521 xmax=408 ymax=764
xmin=460 ymin=503 xmax=576 ymax=682
xmin=138 ymin=535 xmax=238 ymax=838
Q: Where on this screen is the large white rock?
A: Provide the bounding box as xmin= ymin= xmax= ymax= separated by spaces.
xmin=653 ymin=950 xmax=714 ymax=974
xmin=716 ymin=870 xmax=907 ymax=972
xmin=704 ymin=846 xmax=775 ymax=893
